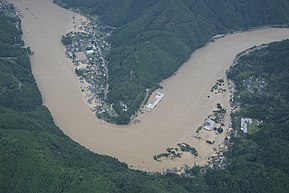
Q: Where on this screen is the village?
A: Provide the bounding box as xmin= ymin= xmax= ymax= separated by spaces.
xmin=0 ymin=1 xmax=22 ymax=31
xmin=62 ymin=21 xmax=237 ymax=174
xmin=148 ymin=78 xmax=235 ymax=176
xmin=62 ymin=16 xmax=116 ymax=117
xmin=0 ymin=0 xmax=14 ymax=13
xmin=150 ymin=73 xmax=262 ymax=176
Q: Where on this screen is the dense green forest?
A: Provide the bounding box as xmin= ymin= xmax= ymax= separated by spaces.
xmin=0 ymin=5 xmax=213 ymax=193
xmin=54 ymin=0 xmax=289 ymax=123
xmin=2 ymin=2 xmax=289 ymax=193
xmin=206 ymin=40 xmax=289 ymax=193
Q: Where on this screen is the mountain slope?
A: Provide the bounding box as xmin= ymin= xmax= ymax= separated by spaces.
xmin=2 ymin=2 xmax=289 ymax=193
xmin=206 ymin=40 xmax=289 ymax=193
xmin=54 ymin=0 xmax=289 ymax=123
xmin=0 ymin=5 xmax=210 ymax=193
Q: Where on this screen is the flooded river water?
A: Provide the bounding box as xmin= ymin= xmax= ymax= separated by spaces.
xmin=10 ymin=0 xmax=289 ymax=171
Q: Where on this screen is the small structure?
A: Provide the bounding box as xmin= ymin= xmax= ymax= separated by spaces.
xmin=145 ymin=92 xmax=165 ymax=111
xmin=203 ymin=119 xmax=216 ymax=131
xmin=211 ymin=34 xmax=225 ymax=40
xmin=240 ymin=118 xmax=252 ymax=133
xmin=86 ymin=50 xmax=94 ymax=55
xmin=120 ymin=101 xmax=128 ymax=111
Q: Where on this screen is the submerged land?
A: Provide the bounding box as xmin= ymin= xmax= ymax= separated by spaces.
xmin=55 ymin=0 xmax=289 ymax=124
xmin=9 ymin=0 xmax=289 ymax=172
xmin=2 ymin=0 xmax=289 ymax=192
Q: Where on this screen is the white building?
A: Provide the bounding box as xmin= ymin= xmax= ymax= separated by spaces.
xmin=240 ymin=118 xmax=252 ymax=133
xmin=203 ymin=119 xmax=216 ymax=131
xmin=85 ymin=50 xmax=94 ymax=55
xmin=145 ymin=92 xmax=165 ymax=111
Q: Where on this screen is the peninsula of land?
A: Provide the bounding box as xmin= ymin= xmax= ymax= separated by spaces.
xmin=9 ymin=0 xmax=289 ymax=172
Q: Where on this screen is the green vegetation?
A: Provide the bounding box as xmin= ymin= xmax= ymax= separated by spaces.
xmin=208 ymin=103 xmax=226 ymax=125
xmin=217 ymin=79 xmax=224 ymax=84
xmin=153 ymin=147 xmax=182 ymax=161
xmin=54 ymin=0 xmax=289 ymax=124
xmin=0 ymin=8 xmax=212 ymax=193
xmin=61 ymin=35 xmax=73 ymax=45
xmin=211 ymin=84 xmax=218 ymax=92
xmin=196 ymin=126 xmax=202 ymax=133
xmin=153 ymin=153 xmax=173 ymax=161
xmin=206 ymin=40 xmax=289 ymax=193
xmin=153 ymin=143 xmax=198 ymax=161
xmin=177 ymin=143 xmax=198 ymax=156
xmin=2 ymin=1 xmax=289 ymax=193
xmin=217 ymin=127 xmax=223 ymax=134
xmin=214 ymin=103 xmax=226 ymax=114
xmin=211 ymin=79 xmax=226 ymax=93
xmin=247 ymin=120 xmax=260 ymax=134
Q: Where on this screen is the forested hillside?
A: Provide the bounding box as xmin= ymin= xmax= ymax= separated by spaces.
xmin=205 ymin=40 xmax=289 ymax=193
xmin=0 ymin=5 xmax=211 ymax=193
xmin=54 ymin=0 xmax=289 ymax=123
xmin=2 ymin=2 xmax=289 ymax=193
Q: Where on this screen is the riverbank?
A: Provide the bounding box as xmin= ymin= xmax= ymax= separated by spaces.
xmin=9 ymin=0 xmax=289 ymax=172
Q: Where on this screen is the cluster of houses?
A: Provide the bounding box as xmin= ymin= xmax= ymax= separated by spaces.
xmin=243 ymin=76 xmax=267 ymax=96
xmin=0 ymin=1 xmax=21 ymax=21
xmin=163 ymin=165 xmax=193 ymax=176
xmin=147 ymin=165 xmax=193 ymax=176
xmin=240 ymin=118 xmax=252 ymax=134
xmin=0 ymin=1 xmax=23 ymax=47
xmin=228 ymin=80 xmax=235 ymax=106
xmin=0 ymin=0 xmax=13 ymax=12
xmin=63 ymin=17 xmax=115 ymax=115
xmin=227 ymin=70 xmax=258 ymax=134
xmin=208 ymin=154 xmax=229 ymax=169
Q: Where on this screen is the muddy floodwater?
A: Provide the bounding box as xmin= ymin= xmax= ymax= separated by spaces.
xmin=10 ymin=0 xmax=289 ymax=171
